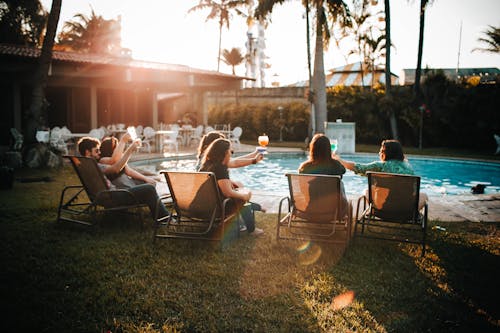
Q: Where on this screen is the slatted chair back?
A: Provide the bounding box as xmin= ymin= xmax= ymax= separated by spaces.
xmin=277 ymin=173 xmax=352 ymax=244
xmin=367 ymin=172 xmax=420 ymax=222
xmin=67 ymin=155 xmax=109 ymax=202
xmin=288 ymin=173 xmax=343 ymax=222
xmin=164 ymin=171 xmax=223 ymax=220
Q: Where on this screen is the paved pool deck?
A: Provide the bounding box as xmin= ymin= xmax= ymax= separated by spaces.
xmin=131 ymin=143 xmax=500 ymax=223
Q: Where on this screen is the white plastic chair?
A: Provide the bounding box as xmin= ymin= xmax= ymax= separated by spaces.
xmin=230 ymin=126 xmax=242 ymax=148
xmin=49 ymin=127 xmax=68 ymax=154
xmin=60 ymin=126 xmax=74 ymax=153
xmin=141 ymin=126 xmax=156 ymax=153
xmin=88 ymin=128 xmax=104 ymax=140
xmin=188 ymin=125 xmax=204 ymax=147
xmin=36 ymin=130 xmax=50 ymax=143
xmin=204 ymin=126 xmax=215 ymax=134
xmin=163 ymin=130 xmax=179 ymax=154
xmin=135 ymin=125 xmax=144 ymax=138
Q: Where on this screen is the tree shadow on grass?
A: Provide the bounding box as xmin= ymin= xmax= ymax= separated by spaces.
xmin=0 ymin=213 xmax=320 ymax=332
xmin=424 ymin=222 xmax=500 ymax=332
xmin=330 ymin=230 xmax=500 ymax=332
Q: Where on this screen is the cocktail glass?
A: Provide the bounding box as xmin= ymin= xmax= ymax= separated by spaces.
xmin=257 ymin=134 xmax=269 ymax=154
xmin=330 ymin=138 xmax=338 ymax=153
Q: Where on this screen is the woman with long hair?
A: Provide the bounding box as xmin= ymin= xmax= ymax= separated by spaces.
xmin=195 ymin=131 xmax=263 ymax=170
xmin=299 ymin=133 xmax=349 ymax=217
xmin=99 ymin=134 xmax=157 ymax=187
xmin=299 ymin=133 xmax=346 ymax=176
xmin=199 ymin=138 xmax=263 ymax=235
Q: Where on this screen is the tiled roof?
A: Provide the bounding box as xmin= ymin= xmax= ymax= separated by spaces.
xmin=0 ymin=44 xmax=247 ymax=79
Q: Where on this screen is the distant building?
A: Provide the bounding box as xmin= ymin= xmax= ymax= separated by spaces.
xmin=290 ymin=62 xmax=399 ymax=87
xmin=399 ymin=67 xmax=500 ymax=85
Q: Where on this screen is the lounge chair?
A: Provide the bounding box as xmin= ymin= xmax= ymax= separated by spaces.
xmin=354 ymin=171 xmax=428 ymax=256
xmin=277 ymin=173 xmax=352 ymax=244
xmin=57 ymin=155 xmax=165 ymax=227
xmin=155 ymin=171 xmax=239 ymax=242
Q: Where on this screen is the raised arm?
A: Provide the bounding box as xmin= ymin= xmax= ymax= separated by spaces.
xmin=227 ymin=150 xmax=263 ymax=168
xmin=332 ymin=153 xmax=356 ymax=171
xmin=102 ymin=139 xmax=139 ymax=175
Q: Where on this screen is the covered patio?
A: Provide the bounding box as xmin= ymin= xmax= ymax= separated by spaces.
xmin=0 ymin=44 xmax=249 ymax=145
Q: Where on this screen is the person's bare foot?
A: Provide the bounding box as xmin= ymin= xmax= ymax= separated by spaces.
xmin=251 ymin=227 xmax=264 ymax=236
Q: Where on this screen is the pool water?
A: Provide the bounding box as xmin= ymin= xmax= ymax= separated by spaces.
xmin=132 ymin=153 xmax=500 ymax=197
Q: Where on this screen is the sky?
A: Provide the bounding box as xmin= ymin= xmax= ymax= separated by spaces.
xmin=41 ymin=0 xmax=500 ymax=86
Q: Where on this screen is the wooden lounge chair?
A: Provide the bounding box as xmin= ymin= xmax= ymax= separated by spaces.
xmin=355 ymin=171 xmax=428 ymax=256
xmin=155 ymin=171 xmax=239 ymax=242
xmin=277 ymin=173 xmax=352 ymax=244
xmin=57 ymin=156 xmax=165 ymax=227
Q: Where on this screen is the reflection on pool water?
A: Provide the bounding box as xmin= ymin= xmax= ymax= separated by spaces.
xmin=131 ymin=153 xmax=500 ymax=197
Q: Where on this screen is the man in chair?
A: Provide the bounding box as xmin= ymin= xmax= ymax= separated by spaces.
xmin=77 ymin=136 xmax=170 ymax=220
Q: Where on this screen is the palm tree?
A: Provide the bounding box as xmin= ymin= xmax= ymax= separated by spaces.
xmin=346 ymin=0 xmax=371 ymax=86
xmin=221 ymin=47 xmax=245 ymax=74
xmin=360 ymin=30 xmax=385 ymax=89
xmin=25 ymin=0 xmax=61 ymax=144
xmin=383 ymin=0 xmax=398 ymax=140
xmin=473 ymin=25 xmax=500 ymax=54
xmin=256 ymin=0 xmax=351 ymax=134
xmin=413 ymin=0 xmax=430 ymax=102
xmin=188 ymin=0 xmax=249 ymax=72
xmin=56 ymin=7 xmax=122 ymax=55
xmin=0 ymin=0 xmax=47 ymax=47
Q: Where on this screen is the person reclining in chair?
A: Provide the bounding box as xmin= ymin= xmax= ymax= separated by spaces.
xmin=100 ymin=133 xmax=158 ymax=187
xmin=77 ymin=136 xmax=170 ymax=219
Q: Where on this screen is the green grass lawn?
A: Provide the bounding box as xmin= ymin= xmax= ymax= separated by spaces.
xmin=0 ymin=165 xmax=499 ymax=332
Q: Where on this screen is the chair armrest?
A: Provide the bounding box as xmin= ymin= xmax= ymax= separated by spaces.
xmin=355 ymin=195 xmax=369 ymax=222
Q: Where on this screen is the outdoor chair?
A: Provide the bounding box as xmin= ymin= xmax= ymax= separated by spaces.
xmin=277 ymin=173 xmax=352 ymax=245
xmin=162 ymin=129 xmax=179 ymax=153
xmin=188 ymin=125 xmax=204 ymax=147
xmin=155 ymin=171 xmax=239 ymax=242
xmin=229 ymin=126 xmax=242 ymax=148
xmin=354 ymin=171 xmax=428 ymax=256
xmin=141 ymin=126 xmax=155 ymax=153
xmin=57 ymin=155 xmax=166 ymax=227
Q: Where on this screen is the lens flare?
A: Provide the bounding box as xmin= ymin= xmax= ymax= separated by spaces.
xmin=298 ymin=243 xmax=322 ymax=265
xmin=331 ymin=290 xmax=355 ymax=310
xmin=296 ymin=241 xmax=311 ymax=253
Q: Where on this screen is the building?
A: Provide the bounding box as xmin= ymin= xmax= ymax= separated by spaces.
xmin=0 ymin=44 xmax=249 ymax=145
xmin=290 ymin=62 xmax=399 ymax=87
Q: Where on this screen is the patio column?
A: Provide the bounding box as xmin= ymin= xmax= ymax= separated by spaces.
xmin=13 ymin=82 xmax=21 ymax=130
xmin=152 ymin=90 xmax=158 ymax=129
xmin=90 ymin=85 xmax=97 ymax=129
xmin=202 ymin=92 xmax=208 ymax=126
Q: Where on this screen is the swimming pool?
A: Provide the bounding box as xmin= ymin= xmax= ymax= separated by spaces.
xmin=131 ymin=153 xmax=500 ymax=197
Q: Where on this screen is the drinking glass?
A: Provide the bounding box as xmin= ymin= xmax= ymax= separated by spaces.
xmin=257 ymin=134 xmax=269 ymax=154
xmin=330 ymin=138 xmax=338 ymax=153
xmin=127 ymin=126 xmax=137 ymax=140
xmin=127 ymin=126 xmax=141 ymax=147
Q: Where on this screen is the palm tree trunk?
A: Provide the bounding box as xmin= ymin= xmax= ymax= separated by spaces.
xmin=217 ymin=19 xmax=223 ymax=72
xmin=384 ymin=0 xmax=398 ymax=140
xmin=25 ymin=0 xmax=62 ymax=144
xmin=305 ymin=0 xmax=315 ymax=137
xmin=414 ymin=0 xmax=427 ymax=101
xmin=312 ymin=5 xmax=327 ymax=134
